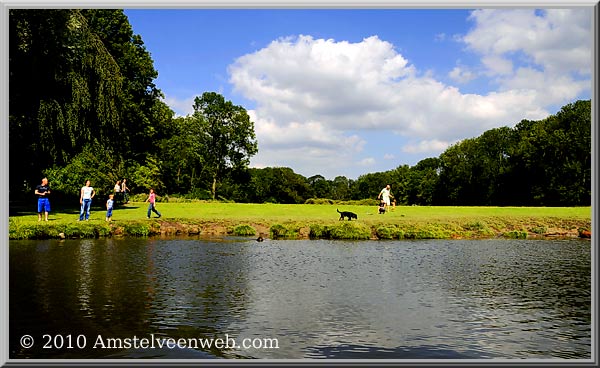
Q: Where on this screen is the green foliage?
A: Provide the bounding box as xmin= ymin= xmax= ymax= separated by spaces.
xmin=529 ymin=226 xmax=547 ymax=234
xmin=123 ymin=221 xmax=151 ymax=236
xmin=503 ymin=230 xmax=528 ymax=239
xmin=232 ymin=224 xmax=257 ymax=236
xmin=462 ymin=220 xmax=488 ymax=232
xmin=305 ymin=198 xmax=335 ymax=205
xmin=8 ymin=8 xmax=590 ymax=208
xmin=309 ymin=224 xmax=330 ymax=238
xmin=270 ymin=223 xmax=300 ymax=239
xmin=45 ymin=144 xmax=121 ymax=197
xmin=328 ymin=222 xmax=371 ymax=240
xmin=191 ymin=92 xmax=258 ymax=200
xmin=309 ymin=222 xmax=371 ymax=240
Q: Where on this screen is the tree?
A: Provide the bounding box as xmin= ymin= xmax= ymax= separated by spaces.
xmin=191 ymin=92 xmax=258 ymax=200
xmin=9 ymin=9 xmax=124 ymax=193
xmin=9 ymin=9 xmax=171 ymax=198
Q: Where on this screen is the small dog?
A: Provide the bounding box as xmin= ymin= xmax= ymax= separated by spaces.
xmin=337 ymin=209 xmax=358 ymax=221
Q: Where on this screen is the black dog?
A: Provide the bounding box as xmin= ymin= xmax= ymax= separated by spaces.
xmin=337 ymin=209 xmax=358 ymax=221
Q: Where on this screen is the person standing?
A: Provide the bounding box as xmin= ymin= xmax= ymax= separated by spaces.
xmin=145 ymin=188 xmax=162 ymax=219
xmin=79 ymin=180 xmax=96 ymax=221
xmin=35 ymin=177 xmax=51 ymax=222
xmin=106 ymin=194 xmax=114 ymax=222
xmin=114 ymin=180 xmax=122 ymax=204
xmin=121 ymin=178 xmax=129 ymax=204
xmin=378 ymin=184 xmax=392 ymax=212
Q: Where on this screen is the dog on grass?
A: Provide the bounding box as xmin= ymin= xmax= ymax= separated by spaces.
xmin=337 ymin=209 xmax=358 ymax=221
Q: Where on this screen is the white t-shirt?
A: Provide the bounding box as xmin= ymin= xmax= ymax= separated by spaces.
xmin=114 ymin=184 xmax=121 ymax=192
xmin=81 ymin=186 xmax=94 ymax=200
xmin=380 ymin=187 xmax=391 ymax=204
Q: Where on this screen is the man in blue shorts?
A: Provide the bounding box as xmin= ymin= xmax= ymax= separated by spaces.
xmin=35 ymin=177 xmax=51 ymax=222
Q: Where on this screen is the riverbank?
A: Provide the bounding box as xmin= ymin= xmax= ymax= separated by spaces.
xmin=8 ymin=202 xmax=591 ymax=240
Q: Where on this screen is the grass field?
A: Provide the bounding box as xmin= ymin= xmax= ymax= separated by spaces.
xmin=9 ymin=202 xmax=592 ymax=240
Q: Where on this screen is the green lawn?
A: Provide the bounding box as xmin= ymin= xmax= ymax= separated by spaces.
xmin=10 ymin=201 xmax=591 ymax=226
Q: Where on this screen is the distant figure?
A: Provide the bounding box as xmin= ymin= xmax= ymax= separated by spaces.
xmin=145 ymin=188 xmax=162 ymax=219
xmin=114 ymin=180 xmax=121 ymax=203
xmin=79 ymin=180 xmax=96 ymax=221
xmin=106 ymin=194 xmax=114 ymax=222
xmin=121 ymin=178 xmax=129 ymax=203
xmin=35 ymin=177 xmax=51 ymax=222
xmin=378 ymin=200 xmax=386 ymax=214
xmin=378 ymin=184 xmax=392 ymax=212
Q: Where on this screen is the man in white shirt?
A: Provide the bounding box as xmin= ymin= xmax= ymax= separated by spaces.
xmin=378 ymin=184 xmax=392 ymax=211
xmin=79 ymin=180 xmax=96 ymax=221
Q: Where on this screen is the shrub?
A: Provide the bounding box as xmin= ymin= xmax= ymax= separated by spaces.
xmin=270 ymin=223 xmax=300 ymax=239
xmin=233 ymin=224 xmax=256 ymax=236
xmin=530 ymin=226 xmax=547 ymax=234
xmin=304 ymin=198 xmax=335 ymax=205
xmin=309 ymin=224 xmax=330 ymax=238
xmin=504 ymin=230 xmax=528 ymax=239
xmin=328 ymin=222 xmax=371 ymax=240
xmin=376 ymin=225 xmax=395 ymax=239
xmin=463 ymin=220 xmax=487 ymax=231
xmin=123 ymin=222 xmax=151 ymax=236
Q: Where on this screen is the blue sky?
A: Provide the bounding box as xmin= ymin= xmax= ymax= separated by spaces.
xmin=124 ymin=8 xmax=593 ymax=180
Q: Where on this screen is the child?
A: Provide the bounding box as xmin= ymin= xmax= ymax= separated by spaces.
xmin=106 ymin=194 xmax=114 ymax=222
xmin=378 ymin=200 xmax=386 ymax=214
xmin=145 ymin=188 xmax=162 ymax=219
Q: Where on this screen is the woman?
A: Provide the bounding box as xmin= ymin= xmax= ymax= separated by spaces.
xmin=114 ymin=180 xmax=121 ymax=203
xmin=79 ymin=180 xmax=95 ymax=221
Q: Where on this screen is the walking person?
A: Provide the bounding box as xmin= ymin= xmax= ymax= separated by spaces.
xmin=106 ymin=194 xmax=114 ymax=222
xmin=79 ymin=180 xmax=96 ymax=221
xmin=145 ymin=188 xmax=161 ymax=219
xmin=35 ymin=177 xmax=51 ymax=222
xmin=378 ymin=184 xmax=392 ymax=212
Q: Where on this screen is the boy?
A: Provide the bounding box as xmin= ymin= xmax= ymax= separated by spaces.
xmin=106 ymin=194 xmax=114 ymax=222
xmin=35 ymin=177 xmax=51 ymax=222
xmin=378 ymin=199 xmax=386 ymax=214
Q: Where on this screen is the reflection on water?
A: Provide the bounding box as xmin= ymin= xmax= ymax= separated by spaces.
xmin=10 ymin=238 xmax=591 ymax=359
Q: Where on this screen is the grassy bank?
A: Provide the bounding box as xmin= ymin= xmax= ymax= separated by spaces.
xmin=9 ymin=202 xmax=591 ymax=240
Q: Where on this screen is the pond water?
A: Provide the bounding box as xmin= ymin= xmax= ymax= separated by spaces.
xmin=9 ymin=237 xmax=591 ymax=360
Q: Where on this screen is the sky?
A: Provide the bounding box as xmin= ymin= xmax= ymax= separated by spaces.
xmin=124 ymin=8 xmax=593 ymax=180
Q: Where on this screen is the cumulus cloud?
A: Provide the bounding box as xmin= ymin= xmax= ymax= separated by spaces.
xmin=162 ymin=95 xmax=195 ymax=117
xmin=463 ymin=8 xmax=592 ymax=104
xmin=448 ymin=66 xmax=476 ymax=83
xmin=225 ymin=9 xmax=590 ymax=177
xmin=402 ymin=139 xmax=453 ymax=154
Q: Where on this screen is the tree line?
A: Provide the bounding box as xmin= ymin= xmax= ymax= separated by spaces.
xmin=9 ymin=10 xmax=591 ymax=207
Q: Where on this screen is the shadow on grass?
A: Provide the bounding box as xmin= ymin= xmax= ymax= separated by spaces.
xmin=10 ymin=204 xmax=141 ymax=217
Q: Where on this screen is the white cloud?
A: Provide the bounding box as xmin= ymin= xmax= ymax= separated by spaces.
xmin=224 ymin=9 xmax=591 ymax=177
xmin=357 ymin=158 xmax=376 ymax=166
xmin=162 ymin=95 xmax=195 ymax=117
xmin=462 ymin=8 xmax=592 ymax=101
xmin=402 ymin=139 xmax=453 ymax=154
xmin=448 ymin=66 xmax=476 ymax=83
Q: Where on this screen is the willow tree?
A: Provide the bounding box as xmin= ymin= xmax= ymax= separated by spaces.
xmin=9 ymin=9 xmax=124 ymax=193
xmin=192 ymin=92 xmax=258 ymax=200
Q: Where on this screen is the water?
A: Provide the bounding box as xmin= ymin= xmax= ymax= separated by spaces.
xmin=9 ymin=237 xmax=591 ymax=359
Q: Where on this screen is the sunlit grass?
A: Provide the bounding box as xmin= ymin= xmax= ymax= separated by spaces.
xmin=9 ymin=202 xmax=590 ymax=240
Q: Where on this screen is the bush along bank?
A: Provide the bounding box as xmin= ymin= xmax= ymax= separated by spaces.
xmin=9 ymin=218 xmax=591 ymax=240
